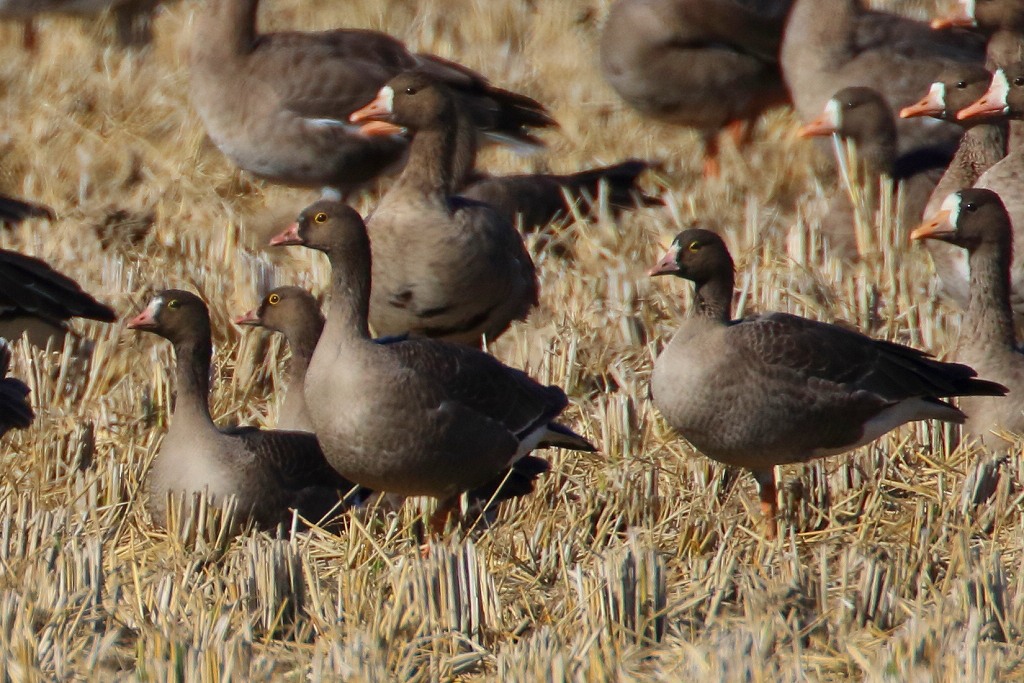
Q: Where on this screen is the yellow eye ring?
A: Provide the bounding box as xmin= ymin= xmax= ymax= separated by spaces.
xmin=166 ymin=299 xmax=179 ymax=310
xmin=687 ymin=241 xmax=701 ymax=252
xmin=268 ymin=293 xmax=281 ymax=305
xmin=313 ymin=212 xmax=328 ymax=224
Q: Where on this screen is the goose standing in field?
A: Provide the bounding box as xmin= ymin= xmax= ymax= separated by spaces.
xmin=780 ymin=0 xmax=984 ymax=157
xmin=268 ymin=206 xmax=595 ymax=534
xmin=188 ymin=0 xmax=554 ymax=195
xmin=0 ymin=0 xmax=167 ymax=48
xmin=128 ymin=290 xmax=365 ymax=530
xmin=649 ymin=228 xmax=1006 ymax=539
xmin=797 ymin=87 xmax=950 ymax=258
xmin=900 ymin=64 xmax=1007 ymax=306
xmin=0 ymin=341 xmax=31 ymax=438
xmin=913 ymin=188 xmax=1024 ymax=441
xmin=348 ymin=71 xmax=538 ymax=346
xmin=233 ymin=286 xmax=554 ymax=522
xmin=0 ymin=194 xmax=54 ymax=227
xmin=599 ymin=0 xmax=792 ymax=177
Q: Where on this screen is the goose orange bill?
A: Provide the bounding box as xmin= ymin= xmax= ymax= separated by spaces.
xmin=234 ymin=310 xmax=260 ymax=326
xmin=358 ymin=120 xmax=404 ymax=137
xmin=930 ymin=3 xmax=975 ymax=29
xmin=648 ymin=244 xmax=680 ymax=276
xmin=797 ymin=114 xmax=837 ymax=138
xmin=349 ymin=85 xmax=394 ymax=124
xmin=127 ymin=304 xmax=158 ymax=330
xmin=958 ymin=70 xmax=1009 ymax=120
xmin=910 ymin=210 xmax=954 ymax=241
xmin=269 ymin=222 xmax=303 ymax=246
xmin=900 ymin=86 xmax=944 ymax=118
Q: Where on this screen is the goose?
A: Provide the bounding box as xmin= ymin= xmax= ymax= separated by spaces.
xmin=599 ymin=0 xmax=792 ymax=177
xmin=348 ymin=71 xmax=538 ymax=346
xmin=649 ymin=228 xmax=1006 ymax=539
xmin=797 ymin=87 xmax=950 ymax=258
xmin=127 ymin=290 xmax=365 ymax=530
xmin=0 ymin=341 xmax=31 ymax=438
xmin=932 ymin=0 xmax=1024 ymax=69
xmin=913 ymin=188 xmax=1024 ymax=441
xmin=781 ymin=0 xmax=984 ymax=158
xmin=189 ymin=0 xmax=554 ymax=195
xmin=267 ymin=205 xmax=595 ymax=534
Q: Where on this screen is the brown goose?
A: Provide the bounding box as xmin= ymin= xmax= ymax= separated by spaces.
xmin=955 ymin=62 xmax=1024 ymax=318
xmin=0 ymin=341 xmax=31 ymax=438
xmin=460 ymin=160 xmax=662 ymax=232
xmin=234 ymin=286 xmax=554 ymax=523
xmin=797 ymin=87 xmax=950 ymax=258
xmin=0 ymin=194 xmax=54 ymax=227
xmin=235 ymin=286 xmax=321 ymax=433
xmin=347 ymin=71 xmax=538 ymax=346
xmin=268 ymin=206 xmax=594 ymax=534
xmin=599 ymin=0 xmax=791 ymax=177
xmin=913 ymin=188 xmax=1024 ymax=441
xmin=189 ymin=0 xmax=554 ymax=194
xmin=128 ymin=290 xmax=365 ymax=530
xmin=650 ymin=228 xmax=1006 ymax=539
xmin=0 ymin=0 xmax=167 ymax=48
xmin=933 ymin=0 xmax=1024 ymax=69
xmin=781 ymin=0 xmax=984 ymax=157
xmin=900 ymin=63 xmax=1007 ymax=306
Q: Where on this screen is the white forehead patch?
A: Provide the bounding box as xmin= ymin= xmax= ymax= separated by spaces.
xmin=825 ymin=98 xmax=841 ymax=128
xmin=929 ymin=82 xmax=946 ymax=109
xmin=989 ymin=69 xmax=1011 ymax=110
xmin=941 ymin=192 xmax=963 ymax=227
xmin=962 ymin=0 xmax=976 ymax=19
xmin=378 ymin=85 xmax=395 ymax=113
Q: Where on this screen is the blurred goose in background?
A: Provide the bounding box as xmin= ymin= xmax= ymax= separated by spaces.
xmin=349 ymin=71 xmax=538 ymax=346
xmin=599 ymin=0 xmax=792 ymax=177
xmin=797 ymin=87 xmax=950 ymax=258
xmin=954 ymin=62 xmax=1024 ymax=318
xmin=128 ymin=289 xmax=366 ymax=530
xmin=900 ymin=63 xmax=1007 ymax=306
xmin=913 ymin=188 xmax=1024 ymax=441
xmin=268 ymin=206 xmax=595 ymax=535
xmin=235 ymin=286 xmax=557 ymax=524
xmin=461 ymin=160 xmax=663 ymax=232
xmin=0 ymin=194 xmax=54 ymax=227
xmin=649 ymin=228 xmax=1006 ymax=540
xmin=781 ymin=0 xmax=984 ymax=158
xmin=932 ymin=0 xmax=1024 ymax=69
xmin=0 ymin=0 xmax=168 ymax=48
xmin=0 ymin=248 xmax=116 ymax=349
xmin=189 ymin=0 xmax=554 ymax=196
xmin=0 ymin=341 xmax=31 ymax=438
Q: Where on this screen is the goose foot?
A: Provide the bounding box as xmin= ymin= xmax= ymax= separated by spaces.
xmin=752 ymin=468 xmax=778 ymax=541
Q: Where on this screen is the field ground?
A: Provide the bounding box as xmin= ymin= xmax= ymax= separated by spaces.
xmin=0 ymin=0 xmax=1021 ymax=680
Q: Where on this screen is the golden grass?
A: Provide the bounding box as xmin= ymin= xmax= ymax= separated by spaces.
xmin=0 ymin=0 xmax=1020 ymax=679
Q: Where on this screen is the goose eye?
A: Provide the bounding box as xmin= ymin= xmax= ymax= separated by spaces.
xmin=955 ymin=81 xmax=967 ymax=89
xmin=268 ymin=293 xmax=280 ymax=305
xmin=964 ymin=202 xmax=978 ymax=212
xmin=687 ymin=241 xmax=701 ymax=252
xmin=1014 ymin=77 xmax=1024 ymax=87
xmin=404 ymin=86 xmax=417 ymax=95
xmin=313 ymin=212 xmax=328 ymax=224
xmin=844 ymin=100 xmax=855 ymax=109
xmin=166 ymin=299 xmax=179 ymax=310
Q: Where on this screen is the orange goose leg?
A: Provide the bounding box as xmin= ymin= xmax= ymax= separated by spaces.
xmin=21 ymin=21 xmax=37 ymax=51
xmin=702 ymin=134 xmax=721 ymax=179
xmin=726 ymin=120 xmax=751 ymax=148
xmin=752 ymin=469 xmax=778 ymax=540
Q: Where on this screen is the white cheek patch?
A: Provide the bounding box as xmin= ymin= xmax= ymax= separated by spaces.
xmin=941 ymin=192 xmax=963 ymax=227
xmin=825 ymin=98 xmax=841 ymax=128
xmin=378 ymin=85 xmax=395 ymax=113
xmin=990 ymin=69 xmax=1011 ymax=110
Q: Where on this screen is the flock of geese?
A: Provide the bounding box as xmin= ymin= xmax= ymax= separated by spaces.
xmin=2 ymin=0 xmax=1024 ymax=542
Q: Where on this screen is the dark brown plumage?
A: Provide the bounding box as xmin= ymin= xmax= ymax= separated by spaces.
xmin=268 ymin=205 xmax=593 ymax=534
xmin=0 ymin=193 xmax=54 ymax=227
xmin=128 ymin=289 xmax=365 ymax=530
xmin=189 ymin=0 xmax=554 ymax=193
xmin=0 ymin=341 xmax=31 ymax=438
xmin=650 ymin=228 xmax=1006 ymax=539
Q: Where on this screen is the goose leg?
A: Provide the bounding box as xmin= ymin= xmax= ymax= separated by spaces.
xmin=21 ymin=20 xmax=37 ymax=51
xmin=428 ymin=495 xmax=459 ymax=537
xmin=725 ymin=120 xmax=751 ymax=149
xmin=752 ymin=468 xmax=778 ymax=540
xmin=701 ymin=133 xmax=721 ymax=179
